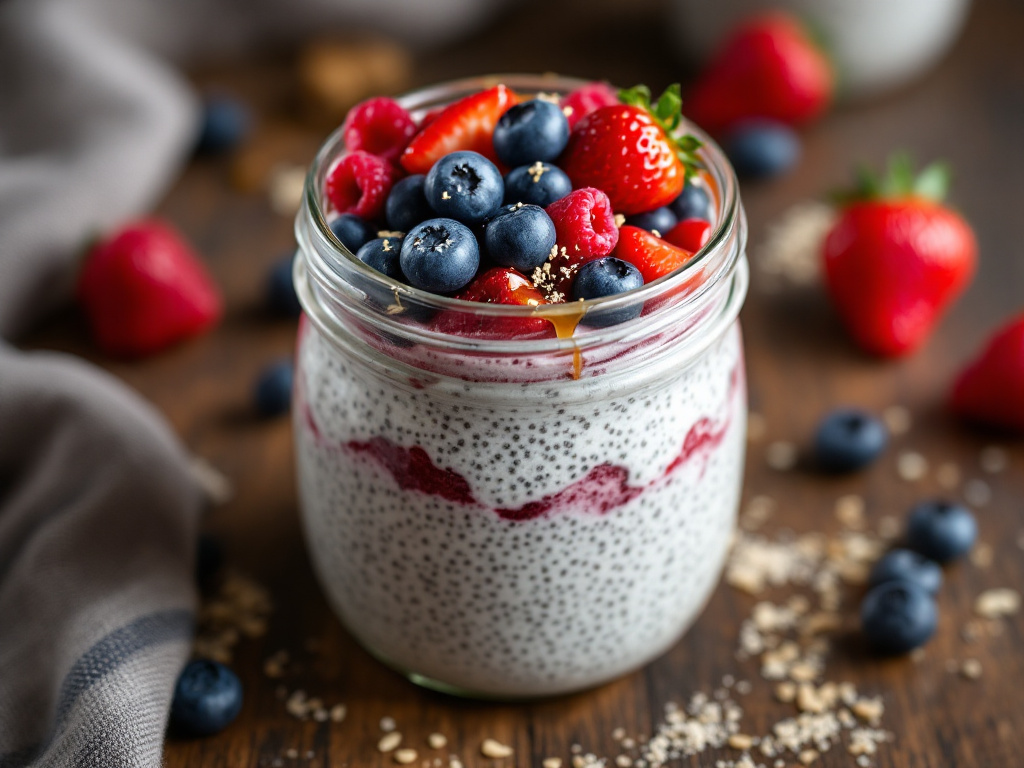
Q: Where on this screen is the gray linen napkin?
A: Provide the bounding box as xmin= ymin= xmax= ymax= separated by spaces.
xmin=0 ymin=0 xmax=203 ymax=763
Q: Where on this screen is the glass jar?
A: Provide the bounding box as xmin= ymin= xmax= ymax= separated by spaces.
xmin=293 ymin=75 xmax=749 ymax=699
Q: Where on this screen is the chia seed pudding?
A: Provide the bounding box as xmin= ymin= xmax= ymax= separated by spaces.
xmin=292 ymin=75 xmax=750 ymax=698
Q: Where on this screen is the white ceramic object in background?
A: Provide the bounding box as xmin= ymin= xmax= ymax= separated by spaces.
xmin=669 ymin=0 xmax=973 ymax=99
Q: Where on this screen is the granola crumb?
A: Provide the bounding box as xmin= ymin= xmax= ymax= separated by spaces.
xmin=969 ymin=542 xmax=993 ymax=568
xmin=897 ymin=451 xmax=928 ymax=482
xmin=798 ymin=749 xmax=819 ymax=765
xmin=766 ymin=442 xmax=798 ymax=471
xmin=747 ymin=412 xmax=767 ymax=442
xmin=394 ymin=749 xmax=418 ymax=764
xmin=481 ymin=739 xmax=514 ymax=759
xmin=543 ymin=759 xmax=563 ymax=768
xmin=961 ymin=659 xmax=983 ymax=680
xmin=729 ymin=734 xmax=755 ymax=750
xmin=378 ymin=732 xmax=403 ymax=753
xmin=330 ymin=704 xmax=347 ymax=722
xmin=428 ymin=734 xmax=447 ymax=750
xmin=975 ymin=588 xmax=1021 ymax=618
xmin=834 ymin=495 xmax=865 ymax=530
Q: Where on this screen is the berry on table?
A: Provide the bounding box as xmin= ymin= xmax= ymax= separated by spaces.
xmin=170 ymin=659 xmax=243 ymax=736
xmin=492 ymin=98 xmax=570 ymax=167
xmin=385 ymin=174 xmax=434 ymax=233
xmin=266 ymin=254 xmax=301 ymax=317
xmin=860 ymin=579 xmax=938 ymax=656
xmin=664 ymin=218 xmax=713 ymax=252
xmin=503 ymin=162 xmax=572 ymax=207
xmin=669 ymin=178 xmax=714 ymax=222
xmin=625 ymin=207 xmax=678 ymax=237
xmin=613 ymin=225 xmax=694 ymax=283
xmin=560 ymin=81 xmax=620 ymax=130
xmin=813 ymin=408 xmax=889 ymax=472
xmin=723 ymin=119 xmax=801 ymax=179
xmin=545 ymin=188 xmax=619 ymax=259
xmin=254 ymin=361 xmax=294 ymax=418
xmin=329 ymin=213 xmax=377 ymax=253
xmin=868 ymin=549 xmax=943 ymax=595
xmin=484 ymin=204 xmax=557 ymax=273
xmin=196 ymin=95 xmax=251 ymax=154
xmin=424 ymin=150 xmax=504 ymax=225
xmin=356 ymin=236 xmax=405 ymax=280
xmin=571 ymin=257 xmax=644 ymax=327
xmin=950 ymin=313 xmax=1024 ymax=435
xmin=324 ymin=150 xmax=396 ymax=221
xmin=905 ymin=500 xmax=977 ymax=563
xmin=341 ymin=96 xmax=417 ymax=164
xmin=400 ymin=218 xmax=480 ymax=294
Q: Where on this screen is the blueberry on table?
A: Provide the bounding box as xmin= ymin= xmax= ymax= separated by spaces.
xmin=484 ymin=204 xmax=557 ymax=273
xmin=386 ymin=174 xmax=434 ymax=233
xmin=253 ymin=361 xmax=294 ymax=417
xmin=329 ymin=214 xmax=377 ymax=254
xmin=868 ymin=548 xmax=943 ymax=595
xmin=504 ymin=163 xmax=572 ymax=207
xmin=492 ymin=99 xmax=571 ymax=167
xmin=195 ymin=96 xmax=251 ymax=154
xmin=266 ymin=254 xmax=301 ymax=317
xmin=723 ymin=119 xmax=801 ymax=179
xmin=424 ymin=151 xmax=504 ymax=225
xmin=356 ymin=236 xmax=405 ymax=280
xmin=572 ymin=257 xmax=645 ymax=327
xmin=170 ymin=659 xmax=243 ymax=736
xmin=861 ymin=579 xmax=938 ymax=655
xmin=625 ymin=206 xmax=679 ymax=237
xmin=814 ymin=408 xmax=889 ymax=472
xmin=905 ymin=500 xmax=977 ymax=563
xmin=669 ymin=178 xmax=713 ymax=222
xmin=400 ymin=218 xmax=480 ymax=294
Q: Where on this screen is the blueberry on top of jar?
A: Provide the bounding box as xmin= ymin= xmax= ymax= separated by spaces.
xmin=424 ymin=151 xmax=504 ymax=225
xmin=504 ymin=162 xmax=572 ymax=208
xmin=400 ymin=218 xmax=480 ymax=293
xmin=484 ymin=203 xmax=557 ymax=273
xmin=493 ymin=99 xmax=570 ymax=167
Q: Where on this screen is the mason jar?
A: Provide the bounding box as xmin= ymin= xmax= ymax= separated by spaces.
xmin=293 ymin=75 xmax=749 ymax=698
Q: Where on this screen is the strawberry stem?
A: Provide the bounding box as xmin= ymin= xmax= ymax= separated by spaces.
xmin=618 ymin=84 xmax=703 ymax=178
xmin=833 ymin=152 xmax=952 ymax=205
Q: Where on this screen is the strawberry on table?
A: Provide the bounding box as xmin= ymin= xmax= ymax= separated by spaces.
xmin=400 ymin=85 xmax=519 ymax=174
xmin=685 ymin=12 xmax=833 ymax=135
xmin=77 ymin=219 xmax=222 ymax=357
xmin=560 ymin=84 xmax=702 ymax=215
xmin=822 ymin=155 xmax=977 ymax=357
xmin=614 ymin=225 xmax=695 ymax=284
xmin=950 ymin=314 xmax=1024 ymax=434
xmin=434 ymin=267 xmax=551 ymax=338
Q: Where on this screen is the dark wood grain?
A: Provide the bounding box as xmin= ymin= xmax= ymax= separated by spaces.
xmin=23 ymin=0 xmax=1024 ymax=765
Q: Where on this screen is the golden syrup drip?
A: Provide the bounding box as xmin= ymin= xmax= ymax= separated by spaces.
xmin=540 ymin=306 xmax=586 ymax=380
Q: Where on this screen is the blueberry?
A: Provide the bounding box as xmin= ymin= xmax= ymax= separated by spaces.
xmin=484 ymin=204 xmax=557 ymax=273
xmin=861 ymin=579 xmax=938 ymax=655
xmin=814 ymin=408 xmax=889 ymax=472
xmin=625 ymin=207 xmax=678 ymax=237
xmin=386 ymin=174 xmax=433 ymax=232
xmin=195 ymin=96 xmax=251 ymax=154
xmin=400 ymin=218 xmax=480 ymax=293
xmin=253 ymin=361 xmax=293 ymax=417
xmin=492 ymin=99 xmax=570 ymax=167
xmin=356 ymin=235 xmax=405 ymax=280
xmin=723 ymin=119 xmax=801 ymax=179
xmin=572 ymin=257 xmax=644 ymax=327
xmin=868 ymin=548 xmax=943 ymax=595
xmin=504 ymin=163 xmax=572 ymax=207
xmin=266 ymin=254 xmax=301 ymax=317
xmin=170 ymin=659 xmax=243 ymax=736
xmin=669 ymin=178 xmax=713 ymax=222
xmin=905 ymin=500 xmax=977 ymax=563
xmin=329 ymin=214 xmax=377 ymax=254
xmin=424 ymin=151 xmax=504 ymax=225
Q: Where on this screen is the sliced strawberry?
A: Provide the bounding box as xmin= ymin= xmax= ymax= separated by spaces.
xmin=561 ymin=81 xmax=620 ymax=131
xmin=76 ymin=219 xmax=222 ymax=357
xmin=664 ymin=218 xmax=712 ymax=252
xmin=614 ymin=225 xmax=695 ymax=283
xmin=400 ymin=85 xmax=519 ymax=174
xmin=950 ymin=314 xmax=1024 ymax=434
xmin=434 ymin=267 xmax=552 ymax=339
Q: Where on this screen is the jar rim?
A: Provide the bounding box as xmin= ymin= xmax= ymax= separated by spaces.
xmin=296 ymin=73 xmax=745 ymax=356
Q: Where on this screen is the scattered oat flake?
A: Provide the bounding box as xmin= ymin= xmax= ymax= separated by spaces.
xmin=542 ymin=759 xmax=562 ymax=768
xmin=851 ymin=698 xmax=884 ymax=724
xmin=834 ymin=495 xmax=865 ymax=530
xmin=877 ymin=515 xmax=901 ymax=539
xmin=330 ymin=703 xmax=347 ymax=722
xmin=882 ymin=406 xmax=911 ymax=435
xmin=188 ymin=455 xmax=235 ymax=505
xmin=615 ymin=756 xmax=632 ymax=767
xmin=897 ymin=451 xmax=928 ymax=481
xmin=747 ymin=412 xmax=767 ymax=442
xmin=979 ymin=446 xmax=1008 ymax=473
xmin=285 ymin=748 xmax=298 ymax=759
xmin=428 ymin=733 xmax=447 ymax=749
xmin=480 ymin=739 xmax=513 ymax=759
xmin=380 ymin=716 xmax=397 ymax=732
xmin=798 ymin=749 xmax=819 ymax=765
xmin=268 ymin=163 xmax=307 ymax=216
xmin=961 ymin=659 xmax=983 ymax=680
xmin=969 ymin=542 xmax=993 ymax=568
xmin=394 ymin=749 xmax=418 ymax=764
xmin=755 ymin=201 xmax=833 ymax=286
xmin=975 ymin=588 xmax=1021 ymax=618
xmin=963 ymin=479 xmax=992 ymax=507
xmin=379 ymin=732 xmax=403 ymax=753
xmin=729 ymin=734 xmax=755 ymax=750
xmin=766 ymin=441 xmax=798 ymax=471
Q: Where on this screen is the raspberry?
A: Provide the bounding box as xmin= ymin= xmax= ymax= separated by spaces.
xmin=545 ymin=187 xmax=619 ymax=259
xmin=561 ymin=82 xmax=620 ymax=130
xmin=324 ymin=150 xmax=396 ymax=221
xmin=341 ymin=97 xmax=417 ymax=164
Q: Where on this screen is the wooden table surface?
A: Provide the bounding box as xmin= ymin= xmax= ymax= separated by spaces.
xmin=26 ymin=0 xmax=1023 ymax=765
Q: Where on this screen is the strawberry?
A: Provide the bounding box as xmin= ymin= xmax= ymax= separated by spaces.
xmin=950 ymin=314 xmax=1024 ymax=434
xmin=685 ymin=12 xmax=833 ymax=135
xmin=560 ymin=84 xmax=702 ymax=215
xmin=434 ymin=267 xmax=551 ymax=338
xmin=664 ymin=218 xmax=712 ymax=253
xmin=400 ymin=85 xmax=519 ymax=174
xmin=822 ymin=156 xmax=977 ymax=357
xmin=77 ymin=219 xmax=222 ymax=357
xmin=614 ymin=226 xmax=695 ymax=283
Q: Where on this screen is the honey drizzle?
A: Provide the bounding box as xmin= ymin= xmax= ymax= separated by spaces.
xmin=540 ymin=307 xmax=586 ymax=380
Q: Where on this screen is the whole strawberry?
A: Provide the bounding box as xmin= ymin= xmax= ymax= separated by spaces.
xmin=822 ymin=156 xmax=977 ymax=357
xmin=560 ymin=84 xmax=702 ymax=216
xmin=77 ymin=219 xmax=223 ymax=357
xmin=686 ymin=12 xmax=833 ymax=135
xmin=950 ymin=314 xmax=1024 ymax=434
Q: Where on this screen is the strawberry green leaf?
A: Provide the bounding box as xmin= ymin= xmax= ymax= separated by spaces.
xmin=832 ymin=152 xmax=953 ymax=206
xmin=618 ymin=83 xmax=704 ymax=177
xmin=913 ymin=161 xmax=951 ymax=201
